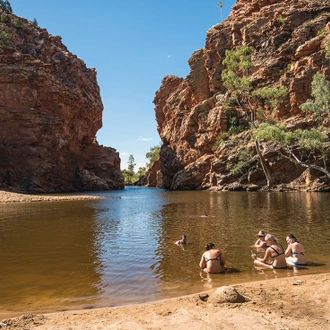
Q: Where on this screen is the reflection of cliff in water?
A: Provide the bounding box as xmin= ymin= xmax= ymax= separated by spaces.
xmin=1 ymin=189 xmax=330 ymax=315
xmin=0 ymin=200 xmax=107 ymax=313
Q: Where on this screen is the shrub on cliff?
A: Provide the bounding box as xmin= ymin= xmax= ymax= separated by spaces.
xmin=254 ymin=123 xmax=330 ymax=179
xmin=0 ymin=0 xmax=12 ymax=13
xmin=254 ymin=73 xmax=330 ymax=180
xmin=221 ymin=45 xmax=288 ymax=188
xmin=300 ymin=73 xmax=330 ymax=120
xmin=0 ymin=22 xmax=12 ymax=46
xmin=222 ymin=45 xmax=288 ymax=124
xmin=326 ymin=38 xmax=330 ymax=59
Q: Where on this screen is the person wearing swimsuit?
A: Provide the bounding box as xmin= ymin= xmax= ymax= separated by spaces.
xmin=252 ymin=234 xmax=287 ymax=269
xmin=199 ymin=242 xmax=226 ymax=273
xmin=285 ymin=234 xmax=307 ymax=266
xmin=253 ymin=230 xmax=268 ymax=248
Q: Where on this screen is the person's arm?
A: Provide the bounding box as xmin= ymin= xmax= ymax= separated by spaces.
xmin=253 ymin=248 xmax=271 ymax=263
xmin=285 ymin=245 xmax=292 ymax=257
xmin=199 ymin=254 xmax=206 ymax=269
xmin=255 ymin=240 xmax=265 ymax=248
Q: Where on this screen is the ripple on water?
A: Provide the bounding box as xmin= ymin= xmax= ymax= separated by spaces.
xmin=0 ymin=188 xmax=329 ymax=316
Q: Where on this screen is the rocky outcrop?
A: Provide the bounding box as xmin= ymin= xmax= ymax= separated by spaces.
xmin=135 ymin=159 xmax=163 ymax=187
xmin=0 ymin=9 xmax=124 ymax=192
xmin=153 ymin=0 xmax=330 ymax=191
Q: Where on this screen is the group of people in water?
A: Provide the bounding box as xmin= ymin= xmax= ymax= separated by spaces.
xmin=176 ymin=230 xmax=306 ymax=274
xmin=252 ymin=231 xmax=306 ymax=269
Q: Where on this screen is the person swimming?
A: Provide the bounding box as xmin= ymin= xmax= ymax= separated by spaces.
xmin=175 ymin=235 xmax=187 ymax=245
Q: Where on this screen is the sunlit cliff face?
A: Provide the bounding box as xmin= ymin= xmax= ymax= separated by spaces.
xmin=0 ymin=10 xmax=124 ymax=192
xmin=153 ymin=0 xmax=330 ymax=191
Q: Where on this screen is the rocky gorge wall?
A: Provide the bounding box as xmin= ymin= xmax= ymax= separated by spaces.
xmin=0 ymin=9 xmax=124 ymax=192
xmin=152 ymin=0 xmax=330 ymax=191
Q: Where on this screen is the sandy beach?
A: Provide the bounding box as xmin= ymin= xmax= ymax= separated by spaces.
xmin=0 ymin=190 xmax=103 ymax=203
xmin=0 ymin=273 xmax=329 ymax=330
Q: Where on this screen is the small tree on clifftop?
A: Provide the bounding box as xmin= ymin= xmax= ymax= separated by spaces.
xmin=0 ymin=0 xmax=12 ymax=13
xmin=218 ymin=1 xmax=224 ymax=21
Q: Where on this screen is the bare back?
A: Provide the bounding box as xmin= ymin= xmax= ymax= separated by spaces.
xmin=200 ymin=249 xmax=225 ymax=273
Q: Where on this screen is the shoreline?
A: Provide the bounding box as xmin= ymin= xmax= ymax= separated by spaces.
xmin=1 ymin=272 xmax=329 ymax=329
xmin=0 ymin=190 xmax=103 ymax=203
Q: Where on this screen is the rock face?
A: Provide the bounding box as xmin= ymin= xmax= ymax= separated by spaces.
xmin=0 ymin=9 xmax=124 ymax=192
xmin=153 ymin=0 xmax=330 ymax=191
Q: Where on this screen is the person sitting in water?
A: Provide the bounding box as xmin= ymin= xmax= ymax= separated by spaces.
xmin=252 ymin=234 xmax=287 ymax=269
xmin=199 ymin=242 xmax=226 ymax=273
xmin=285 ymin=234 xmax=307 ymax=266
xmin=175 ymin=235 xmax=187 ymax=245
xmin=254 ymin=230 xmax=268 ymax=248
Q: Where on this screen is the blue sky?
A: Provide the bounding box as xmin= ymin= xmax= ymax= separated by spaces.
xmin=10 ymin=0 xmax=235 ymax=170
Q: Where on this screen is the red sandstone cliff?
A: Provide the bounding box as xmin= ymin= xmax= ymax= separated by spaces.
xmin=153 ymin=0 xmax=330 ymax=191
xmin=0 ymin=9 xmax=124 ymax=192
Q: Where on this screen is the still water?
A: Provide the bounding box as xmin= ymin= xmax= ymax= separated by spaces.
xmin=1 ymin=187 xmax=330 ymax=317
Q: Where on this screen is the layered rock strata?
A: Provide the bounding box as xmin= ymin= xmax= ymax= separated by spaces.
xmin=0 ymin=10 xmax=124 ymax=192
xmin=153 ymin=0 xmax=330 ymax=191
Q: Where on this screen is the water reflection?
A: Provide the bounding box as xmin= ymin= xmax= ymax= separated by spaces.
xmin=0 ymin=188 xmax=329 ymax=317
xmin=0 ymin=201 xmax=103 ymax=314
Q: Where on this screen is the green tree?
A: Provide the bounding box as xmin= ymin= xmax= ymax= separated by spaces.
xmin=146 ymin=145 xmax=160 ymax=168
xmin=136 ymin=166 xmax=146 ymax=178
xmin=0 ymin=22 xmax=12 ymax=46
xmin=0 ymin=0 xmax=12 ymax=13
xmin=221 ymin=45 xmax=288 ymax=187
xmin=222 ymin=45 xmax=288 ymax=124
xmin=254 ymin=73 xmax=330 ymax=180
xmin=325 ymin=38 xmax=330 ymax=60
xmin=127 ymin=154 xmax=136 ymax=172
xmin=125 ymin=154 xmax=136 ymax=184
xmin=32 ymin=18 xmax=38 ymax=26
xmin=218 ymin=1 xmax=223 ymax=21
xmin=121 ymin=169 xmax=131 ymax=184
xmin=254 ymin=123 xmax=330 ymax=179
xmin=300 ymin=73 xmax=330 ymax=120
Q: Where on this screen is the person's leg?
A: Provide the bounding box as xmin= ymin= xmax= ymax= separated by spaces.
xmin=254 ymin=260 xmax=272 ymax=269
